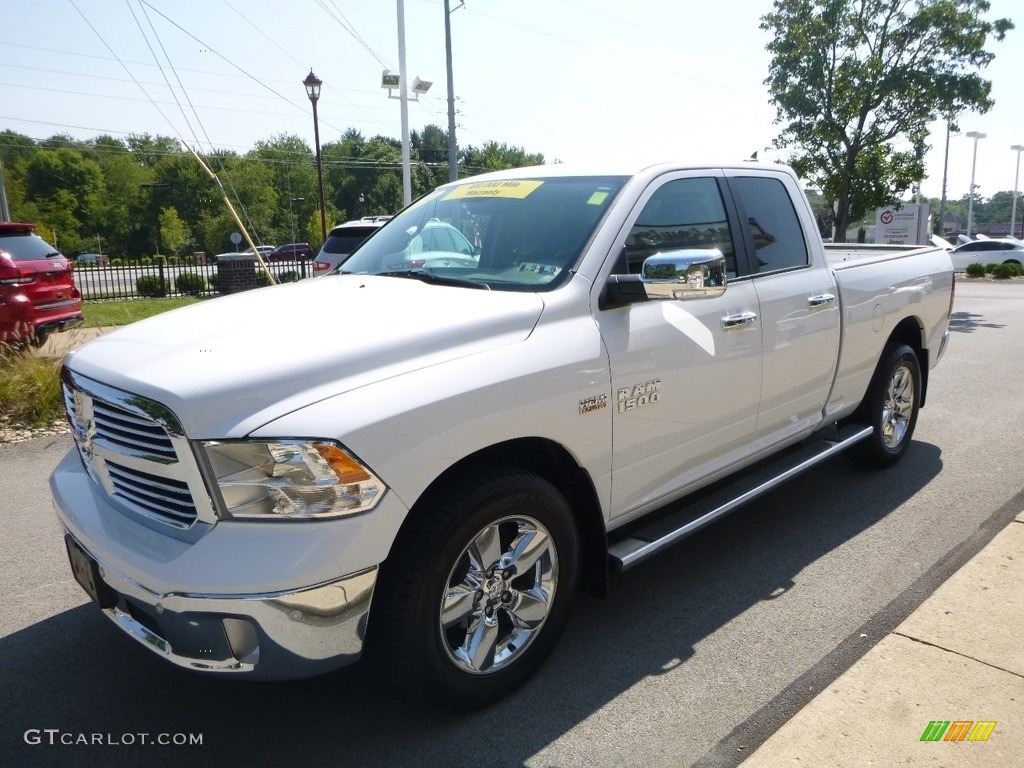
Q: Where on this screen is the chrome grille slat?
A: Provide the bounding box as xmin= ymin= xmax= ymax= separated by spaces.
xmin=92 ymin=401 xmax=177 ymax=459
xmin=62 ymin=374 xmax=200 ymax=530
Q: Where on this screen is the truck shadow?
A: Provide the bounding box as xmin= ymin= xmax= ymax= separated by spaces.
xmin=1 ymin=444 xmax=942 ymax=768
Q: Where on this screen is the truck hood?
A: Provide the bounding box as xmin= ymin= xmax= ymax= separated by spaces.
xmin=66 ymin=275 xmax=544 ymax=438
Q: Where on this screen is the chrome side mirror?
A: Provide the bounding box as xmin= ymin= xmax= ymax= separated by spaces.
xmin=641 ymin=248 xmax=727 ymax=300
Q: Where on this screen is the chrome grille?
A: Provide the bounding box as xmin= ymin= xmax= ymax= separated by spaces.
xmin=62 ymin=371 xmax=205 ymax=531
xmin=92 ymin=400 xmax=177 ymax=460
xmin=106 ymin=461 xmax=197 ymax=527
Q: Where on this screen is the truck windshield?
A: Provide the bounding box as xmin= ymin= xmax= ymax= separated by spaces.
xmin=339 ymin=176 xmax=628 ymax=291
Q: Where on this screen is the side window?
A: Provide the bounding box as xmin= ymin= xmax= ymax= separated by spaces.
xmin=731 ymin=176 xmax=809 ymax=272
xmin=621 ymin=177 xmax=736 ymax=277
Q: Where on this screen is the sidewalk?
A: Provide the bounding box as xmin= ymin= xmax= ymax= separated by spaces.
xmin=741 ymin=511 xmax=1024 ymax=766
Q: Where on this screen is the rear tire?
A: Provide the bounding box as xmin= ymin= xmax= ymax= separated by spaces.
xmin=848 ymin=343 xmax=921 ymax=468
xmin=369 ymin=467 xmax=579 ymax=710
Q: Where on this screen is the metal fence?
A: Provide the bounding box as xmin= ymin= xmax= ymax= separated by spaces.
xmin=73 ymin=257 xmax=314 ymax=301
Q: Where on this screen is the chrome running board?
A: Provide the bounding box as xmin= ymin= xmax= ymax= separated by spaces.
xmin=608 ymin=424 xmax=873 ymax=571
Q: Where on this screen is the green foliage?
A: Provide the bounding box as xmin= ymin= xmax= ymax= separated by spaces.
xmin=0 ymin=345 xmax=64 ymax=426
xmin=964 ymin=263 xmax=986 ymax=277
xmin=174 ymin=272 xmax=206 ymax=296
xmin=0 ymin=124 xmax=548 ymax=260
xmin=990 ymin=262 xmax=1022 ymax=279
xmin=279 ymin=270 xmax=299 ymax=283
xmin=761 ymin=0 xmax=1013 ymax=242
xmin=136 ymin=275 xmax=168 ymax=298
xmin=158 ymin=206 xmax=191 ymax=256
xmin=208 ymin=274 xmax=219 ymax=292
xmin=254 ymin=270 xmax=272 ymax=287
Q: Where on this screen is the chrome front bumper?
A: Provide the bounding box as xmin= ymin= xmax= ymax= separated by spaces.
xmin=65 ymin=532 xmax=377 ymax=679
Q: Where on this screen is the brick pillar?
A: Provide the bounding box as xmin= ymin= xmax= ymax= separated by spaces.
xmin=217 ymin=254 xmax=257 ymax=294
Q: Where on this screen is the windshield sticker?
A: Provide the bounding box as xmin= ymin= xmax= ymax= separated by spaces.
xmin=443 ymin=180 xmax=544 ymax=200
xmin=517 ymin=263 xmax=562 ymax=276
xmin=587 ymin=190 xmax=610 ymax=206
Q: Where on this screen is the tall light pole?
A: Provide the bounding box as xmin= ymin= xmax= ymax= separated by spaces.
xmin=303 ymin=70 xmax=328 ymax=242
xmin=938 ymin=122 xmax=953 ymax=236
xmin=1011 ymin=144 xmax=1024 ymax=239
xmin=444 ymin=1 xmax=463 ymax=182
xmin=385 ymin=1 xmax=432 ymax=206
xmin=965 ymin=131 xmax=986 ymax=238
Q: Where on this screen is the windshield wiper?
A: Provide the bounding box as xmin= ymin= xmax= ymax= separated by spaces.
xmin=376 ymin=270 xmax=490 ymax=290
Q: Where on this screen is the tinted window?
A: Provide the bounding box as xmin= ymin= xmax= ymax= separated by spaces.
xmin=0 ymin=232 xmax=61 ymax=262
xmin=621 ymin=177 xmax=736 ymax=276
xmin=320 ymin=228 xmax=379 ymax=255
xmin=731 ymin=176 xmax=809 ymax=272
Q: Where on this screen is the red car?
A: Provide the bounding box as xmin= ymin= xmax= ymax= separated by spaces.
xmin=0 ymin=222 xmax=83 ymax=344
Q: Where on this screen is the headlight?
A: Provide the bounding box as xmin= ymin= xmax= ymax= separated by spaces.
xmin=201 ymin=440 xmax=386 ymax=520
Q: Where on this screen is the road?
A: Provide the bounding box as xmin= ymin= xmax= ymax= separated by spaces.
xmin=1 ymin=281 xmax=1022 ymax=768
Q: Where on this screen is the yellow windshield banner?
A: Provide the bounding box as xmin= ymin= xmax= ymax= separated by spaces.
xmin=443 ymin=180 xmax=544 ymax=200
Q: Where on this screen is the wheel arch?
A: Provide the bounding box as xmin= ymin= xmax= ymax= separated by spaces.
xmin=394 ymin=437 xmax=609 ymax=598
xmin=886 ymin=315 xmax=930 ymax=408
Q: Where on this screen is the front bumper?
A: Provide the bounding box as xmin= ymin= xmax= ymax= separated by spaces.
xmin=64 ymin=532 xmax=376 ymax=678
xmin=51 ymin=448 xmax=409 ymax=679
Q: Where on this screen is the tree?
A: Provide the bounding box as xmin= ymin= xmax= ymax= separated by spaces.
xmin=762 ymin=0 xmax=1013 ymax=241
xmin=159 ymin=206 xmax=191 ymax=256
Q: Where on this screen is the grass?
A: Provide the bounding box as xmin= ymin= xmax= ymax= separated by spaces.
xmin=84 ymin=297 xmax=200 ymax=327
xmin=2 ymin=297 xmax=200 ymax=430
xmin=0 ymin=346 xmax=64 ymax=427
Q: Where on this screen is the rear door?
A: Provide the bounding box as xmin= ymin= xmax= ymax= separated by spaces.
xmin=725 ymin=170 xmax=840 ymax=450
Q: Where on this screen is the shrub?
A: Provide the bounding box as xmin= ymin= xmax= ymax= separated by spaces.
xmin=279 ymin=270 xmax=299 ymax=283
xmin=139 ymin=256 xmax=153 ymax=266
xmin=208 ymin=275 xmax=219 ymax=292
xmin=136 ymin=275 xmax=168 ymax=297
xmin=964 ymin=263 xmax=986 ymax=278
xmin=175 ymin=272 xmax=206 ymax=297
xmin=255 ymin=271 xmax=272 ymax=287
xmin=111 ymin=258 xmax=125 ymax=267
xmin=166 ymin=256 xmax=180 ymax=266
xmin=0 ymin=345 xmax=63 ymax=426
xmin=991 ymin=263 xmax=1016 ymax=280
xmin=984 ymin=263 xmax=998 ymax=274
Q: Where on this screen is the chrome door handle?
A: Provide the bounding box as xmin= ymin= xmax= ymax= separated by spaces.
xmin=721 ymin=312 xmax=757 ymax=329
xmin=808 ymin=294 xmax=836 ymax=307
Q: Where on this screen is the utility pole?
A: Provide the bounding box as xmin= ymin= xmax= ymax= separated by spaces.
xmin=444 ymin=1 xmax=463 ymax=182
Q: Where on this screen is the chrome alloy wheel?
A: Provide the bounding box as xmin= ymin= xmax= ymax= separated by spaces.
xmin=439 ymin=515 xmax=558 ymax=675
xmin=882 ymin=362 xmax=915 ymax=449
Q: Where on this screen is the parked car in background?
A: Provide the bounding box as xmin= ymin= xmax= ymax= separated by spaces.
xmin=268 ymin=243 xmax=313 ymax=261
xmin=313 ymin=216 xmax=391 ymax=275
xmin=239 ymin=245 xmax=276 ymax=260
xmin=949 ymin=237 xmax=1024 ymax=271
xmin=75 ymin=253 xmax=101 ymax=265
xmin=0 ymin=222 xmax=83 ymax=344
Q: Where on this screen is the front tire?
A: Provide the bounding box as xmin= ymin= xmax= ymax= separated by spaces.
xmin=849 ymin=343 xmax=921 ymax=468
xmin=369 ymin=467 xmax=580 ymax=710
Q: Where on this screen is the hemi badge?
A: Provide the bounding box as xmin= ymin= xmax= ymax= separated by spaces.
xmin=579 ymin=394 xmax=607 ymax=415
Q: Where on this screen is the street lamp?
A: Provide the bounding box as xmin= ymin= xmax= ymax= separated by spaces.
xmin=1011 ymin=144 xmax=1024 ymax=239
xmin=303 ymin=69 xmax=328 ymax=242
xmin=384 ymin=0 xmax=433 ymax=206
xmin=965 ymin=131 xmax=986 ymax=238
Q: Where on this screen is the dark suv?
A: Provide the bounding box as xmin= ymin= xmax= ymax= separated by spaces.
xmin=0 ymin=223 xmax=83 ymax=344
xmin=268 ymin=242 xmax=314 ymax=261
xmin=312 ymin=217 xmax=391 ymax=276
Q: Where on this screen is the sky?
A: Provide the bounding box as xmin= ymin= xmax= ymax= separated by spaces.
xmin=2 ymin=0 xmax=1022 ymax=207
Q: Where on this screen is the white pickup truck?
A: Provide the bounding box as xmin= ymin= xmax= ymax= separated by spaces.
xmin=51 ymin=162 xmax=953 ymax=709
